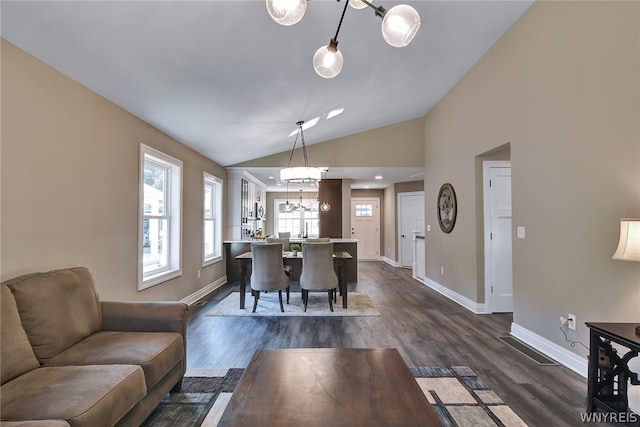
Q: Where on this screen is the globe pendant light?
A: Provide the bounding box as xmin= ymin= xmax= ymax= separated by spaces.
xmin=348 ymin=0 xmax=368 ymax=10
xmin=381 ymin=4 xmax=421 ymax=47
xmin=266 ymin=0 xmax=307 ymax=26
xmin=313 ymin=0 xmax=349 ymax=78
xmin=267 ymin=0 xmax=421 ymax=78
xmin=313 ymin=39 xmax=343 ymax=79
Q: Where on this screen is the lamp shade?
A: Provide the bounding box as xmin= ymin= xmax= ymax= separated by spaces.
xmin=381 ymin=4 xmax=421 ymax=47
xmin=313 ymin=43 xmax=344 ymax=78
xmin=280 ymin=167 xmax=322 ymax=184
xmin=266 ymin=0 xmax=307 ymax=26
xmin=612 ymin=218 xmax=640 ymax=261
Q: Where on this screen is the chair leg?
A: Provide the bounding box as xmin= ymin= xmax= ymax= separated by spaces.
xmin=278 ymin=290 xmax=284 ymax=312
xmin=252 ymin=291 xmax=260 ymax=313
xmin=286 ymin=286 xmax=290 ymax=304
xmin=328 ymin=290 xmax=334 ymax=312
xmin=303 ymin=289 xmax=308 ymax=312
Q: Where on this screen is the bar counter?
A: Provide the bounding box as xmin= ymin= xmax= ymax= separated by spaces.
xmin=224 ymin=238 xmax=358 ymax=283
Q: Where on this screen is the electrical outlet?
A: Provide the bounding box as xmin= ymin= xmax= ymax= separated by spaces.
xmin=567 ymin=314 xmax=576 ymax=331
xmin=197 ymin=270 xmax=201 ymax=279
xmin=440 ymin=266 xmax=444 ymax=275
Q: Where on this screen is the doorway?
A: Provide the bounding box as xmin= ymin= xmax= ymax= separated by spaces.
xmin=398 ymin=192 xmax=424 ymax=268
xmin=483 ymin=161 xmax=513 ymax=313
xmin=351 ymin=198 xmax=380 ymax=260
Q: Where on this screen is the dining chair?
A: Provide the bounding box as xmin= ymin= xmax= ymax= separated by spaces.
xmin=278 ymin=232 xmax=291 ymax=239
xmin=299 ymin=242 xmax=338 ymax=312
xmin=265 ymin=237 xmax=290 ymax=251
xmin=250 ymin=243 xmax=290 ymax=313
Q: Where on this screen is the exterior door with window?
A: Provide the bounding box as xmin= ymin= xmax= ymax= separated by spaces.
xmin=351 ymin=198 xmax=380 ymax=260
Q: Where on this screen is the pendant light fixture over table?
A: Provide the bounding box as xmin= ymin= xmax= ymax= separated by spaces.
xmin=266 ymin=0 xmax=421 ymax=78
xmin=280 ymin=121 xmax=322 ymax=184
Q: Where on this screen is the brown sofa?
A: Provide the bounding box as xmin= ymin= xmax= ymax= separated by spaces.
xmin=0 ymin=267 xmax=189 ymax=427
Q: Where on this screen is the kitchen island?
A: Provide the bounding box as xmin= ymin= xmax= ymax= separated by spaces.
xmin=224 ymin=238 xmax=358 ymax=283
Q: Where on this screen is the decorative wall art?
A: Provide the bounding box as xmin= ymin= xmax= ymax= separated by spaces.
xmin=438 ymin=183 xmax=457 ymax=233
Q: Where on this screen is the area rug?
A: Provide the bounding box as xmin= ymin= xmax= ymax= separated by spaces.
xmin=205 ymin=291 xmax=381 ymax=317
xmin=141 ymin=366 xmax=529 ymax=427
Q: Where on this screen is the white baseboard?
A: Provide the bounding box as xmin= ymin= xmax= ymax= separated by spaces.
xmin=181 ymin=276 xmax=227 ymax=306
xmin=420 ymin=276 xmax=487 ymax=314
xmin=510 ymin=322 xmax=588 ymax=378
xmin=382 ymin=257 xmax=401 ymax=267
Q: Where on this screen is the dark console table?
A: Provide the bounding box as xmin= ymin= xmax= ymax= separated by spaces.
xmin=586 ymin=322 xmax=639 ymax=419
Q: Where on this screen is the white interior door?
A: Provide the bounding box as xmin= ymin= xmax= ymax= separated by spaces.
xmin=399 ymin=193 xmax=424 ymax=267
xmin=351 ymin=199 xmax=380 ymax=260
xmin=486 ymin=164 xmax=513 ymax=313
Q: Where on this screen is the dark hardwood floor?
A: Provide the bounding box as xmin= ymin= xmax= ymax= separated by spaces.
xmin=187 ymin=261 xmax=602 ymax=426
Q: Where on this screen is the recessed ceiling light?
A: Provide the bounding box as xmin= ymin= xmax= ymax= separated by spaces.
xmin=375 ymin=175 xmax=383 ymax=180
xmin=268 ymin=176 xmax=274 ymax=180
xmin=326 ymin=108 xmax=344 ymax=120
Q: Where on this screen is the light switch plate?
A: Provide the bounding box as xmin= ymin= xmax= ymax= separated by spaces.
xmin=517 ymin=226 xmax=526 ymax=239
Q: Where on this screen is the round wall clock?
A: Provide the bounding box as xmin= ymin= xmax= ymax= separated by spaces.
xmin=437 ymin=183 xmax=457 ymax=233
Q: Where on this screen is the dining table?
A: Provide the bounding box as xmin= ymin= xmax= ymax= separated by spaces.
xmin=234 ymin=251 xmax=353 ymax=310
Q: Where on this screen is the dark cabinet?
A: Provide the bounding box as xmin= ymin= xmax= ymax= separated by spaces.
xmin=318 ymin=179 xmax=342 ymax=238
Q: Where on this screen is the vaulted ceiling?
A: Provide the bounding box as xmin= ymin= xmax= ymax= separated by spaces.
xmin=1 ymin=0 xmax=532 ymax=188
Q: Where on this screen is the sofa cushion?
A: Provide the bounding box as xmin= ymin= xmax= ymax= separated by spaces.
xmin=0 ymin=365 xmax=145 ymax=427
xmin=3 ymin=268 xmax=102 ymax=364
xmin=0 ymin=286 xmax=40 ymax=385
xmin=0 ymin=421 xmax=70 ymax=427
xmin=45 ymin=331 xmax=184 ymax=390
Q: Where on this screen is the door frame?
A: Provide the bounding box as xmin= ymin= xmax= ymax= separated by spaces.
xmin=397 ymin=191 xmax=424 ymax=268
xmin=351 ymin=197 xmax=381 ymax=260
xmin=483 ymin=161 xmax=512 ymax=313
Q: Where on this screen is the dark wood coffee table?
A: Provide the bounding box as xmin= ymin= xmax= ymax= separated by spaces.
xmin=218 ymin=348 xmax=442 ymax=427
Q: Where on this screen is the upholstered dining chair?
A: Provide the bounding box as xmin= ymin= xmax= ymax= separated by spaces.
xmin=250 ymin=243 xmax=290 ymax=313
xmin=265 ymin=237 xmax=290 ymax=251
xmin=299 ymin=242 xmax=338 ymax=312
xmin=278 ymin=232 xmax=291 ymax=239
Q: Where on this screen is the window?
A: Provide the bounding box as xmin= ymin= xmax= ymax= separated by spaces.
xmin=355 ymin=204 xmax=373 ymax=217
xmin=139 ymin=144 xmax=182 ymax=289
xmin=273 ymin=198 xmax=319 ymax=238
xmin=203 ymin=172 xmax=223 ymax=265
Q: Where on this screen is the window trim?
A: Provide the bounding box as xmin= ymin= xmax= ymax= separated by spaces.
xmin=138 ymin=144 xmax=183 ymax=290
xmin=203 ymin=172 xmax=223 ymax=266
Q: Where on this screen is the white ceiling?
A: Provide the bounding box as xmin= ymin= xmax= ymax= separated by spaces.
xmin=1 ymin=0 xmax=532 ymax=188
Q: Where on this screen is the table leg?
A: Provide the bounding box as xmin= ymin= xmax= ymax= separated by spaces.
xmin=239 ymin=259 xmax=247 ymax=309
xmin=341 ymin=259 xmax=348 ymax=309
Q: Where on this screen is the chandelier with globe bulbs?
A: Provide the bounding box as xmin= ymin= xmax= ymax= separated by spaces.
xmin=266 ymin=0 xmax=421 ymax=79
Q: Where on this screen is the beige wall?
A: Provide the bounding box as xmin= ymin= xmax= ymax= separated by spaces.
xmin=1 ymin=40 xmax=228 ymax=301
xmin=423 ymin=0 xmax=639 ymax=357
xmin=233 ymin=117 xmax=425 ymax=168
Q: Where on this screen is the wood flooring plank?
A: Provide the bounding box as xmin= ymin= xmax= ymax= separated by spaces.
xmin=186 ymin=261 xmax=608 ymax=427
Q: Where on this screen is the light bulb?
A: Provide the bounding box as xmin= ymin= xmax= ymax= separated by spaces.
xmin=313 ymin=41 xmax=343 ymax=79
xmin=283 ymin=201 xmax=293 ymax=212
xmin=320 ymin=201 xmax=332 ymax=212
xmin=381 ymin=4 xmax=421 ymax=47
xmin=266 ymin=0 xmax=307 ymax=26
xmin=348 ymin=0 xmax=368 ymax=10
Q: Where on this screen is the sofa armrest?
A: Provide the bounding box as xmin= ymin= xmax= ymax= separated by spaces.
xmin=101 ymin=301 xmax=189 ymax=336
